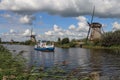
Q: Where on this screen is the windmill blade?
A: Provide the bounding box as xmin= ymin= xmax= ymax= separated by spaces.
xmin=26 ymin=35 xmax=31 ymax=37
xmin=101 ymin=27 xmax=105 ymax=34
xmin=31 ymin=27 xmax=33 ymax=36
xmin=87 ymin=21 xmax=91 ymax=26
xmin=91 ymin=6 xmax=95 ymax=24
xmin=86 ymin=25 xmax=91 ymax=41
xmin=86 ymin=6 xmax=95 ymax=42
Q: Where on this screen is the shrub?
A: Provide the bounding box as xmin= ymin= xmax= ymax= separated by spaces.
xmin=61 ymin=38 xmax=70 ymax=44
xmin=101 ymin=30 xmax=120 ymax=47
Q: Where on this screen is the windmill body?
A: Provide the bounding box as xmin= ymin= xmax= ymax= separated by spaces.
xmin=89 ymin=23 xmax=102 ymax=41
xmin=86 ymin=6 xmax=104 ymax=42
xmin=26 ymin=28 xmax=36 ymax=43
xmin=30 ymin=35 xmax=36 ymax=43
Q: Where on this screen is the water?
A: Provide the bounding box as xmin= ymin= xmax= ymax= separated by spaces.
xmin=3 ymin=44 xmax=120 ymax=79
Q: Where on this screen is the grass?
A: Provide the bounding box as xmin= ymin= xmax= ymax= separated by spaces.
xmin=0 ymin=44 xmax=93 ymax=80
xmin=0 ymin=45 xmax=25 ymax=79
xmin=82 ymin=44 xmax=120 ymax=50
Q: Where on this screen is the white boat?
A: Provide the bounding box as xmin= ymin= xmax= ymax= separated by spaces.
xmin=34 ymin=40 xmax=55 ymax=52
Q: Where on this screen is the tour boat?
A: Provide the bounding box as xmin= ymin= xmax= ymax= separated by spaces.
xmin=34 ymin=40 xmax=55 ymax=52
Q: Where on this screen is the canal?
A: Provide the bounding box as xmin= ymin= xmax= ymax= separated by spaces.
xmin=3 ymin=44 xmax=120 ymax=79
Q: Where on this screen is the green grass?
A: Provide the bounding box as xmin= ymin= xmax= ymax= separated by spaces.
xmin=0 ymin=45 xmax=93 ymax=80
xmin=0 ymin=45 xmax=25 ymax=79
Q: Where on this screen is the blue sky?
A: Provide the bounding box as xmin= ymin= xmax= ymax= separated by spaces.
xmin=0 ymin=0 xmax=120 ymax=41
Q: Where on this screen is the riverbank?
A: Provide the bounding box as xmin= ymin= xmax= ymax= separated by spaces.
xmin=82 ymin=45 xmax=120 ymax=50
xmin=0 ymin=45 xmax=25 ymax=79
xmin=1 ymin=45 xmax=93 ymax=80
xmin=56 ymin=43 xmax=120 ymax=50
xmin=1 ymin=44 xmax=120 ymax=79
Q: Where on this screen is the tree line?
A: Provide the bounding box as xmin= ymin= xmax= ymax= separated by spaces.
xmin=91 ymin=30 xmax=120 ymax=47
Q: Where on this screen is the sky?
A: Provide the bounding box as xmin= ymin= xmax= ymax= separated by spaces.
xmin=0 ymin=0 xmax=120 ymax=41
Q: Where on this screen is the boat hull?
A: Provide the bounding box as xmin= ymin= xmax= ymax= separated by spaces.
xmin=34 ymin=47 xmax=55 ymax=52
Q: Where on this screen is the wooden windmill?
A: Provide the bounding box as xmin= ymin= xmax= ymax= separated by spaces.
xmin=86 ymin=6 xmax=104 ymax=41
xmin=27 ymin=28 xmax=36 ymax=43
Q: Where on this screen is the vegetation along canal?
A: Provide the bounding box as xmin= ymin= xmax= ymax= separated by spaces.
xmin=3 ymin=44 xmax=120 ymax=79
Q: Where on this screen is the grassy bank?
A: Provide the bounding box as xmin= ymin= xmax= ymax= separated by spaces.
xmin=0 ymin=45 xmax=94 ymax=80
xmin=82 ymin=43 xmax=120 ymax=50
xmin=55 ymin=42 xmax=77 ymax=48
xmin=0 ymin=45 xmax=25 ymax=79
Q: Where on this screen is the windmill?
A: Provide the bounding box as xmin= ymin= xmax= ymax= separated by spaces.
xmin=27 ymin=28 xmax=36 ymax=43
xmin=86 ymin=6 xmax=104 ymax=42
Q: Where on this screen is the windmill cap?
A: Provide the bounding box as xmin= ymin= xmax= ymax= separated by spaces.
xmin=91 ymin=22 xmax=102 ymax=28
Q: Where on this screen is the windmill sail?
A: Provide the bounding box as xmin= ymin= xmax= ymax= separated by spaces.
xmin=26 ymin=28 xmax=36 ymax=43
xmin=31 ymin=27 xmax=33 ymax=36
xmin=86 ymin=6 xmax=95 ymax=42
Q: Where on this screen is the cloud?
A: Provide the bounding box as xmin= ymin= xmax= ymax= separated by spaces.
xmin=76 ymin=16 xmax=89 ymax=32
xmin=0 ymin=0 xmax=120 ymax=18
xmin=0 ymin=13 xmax=11 ymax=18
xmin=19 ymin=15 xmax=35 ymax=25
xmin=112 ymin=22 xmax=120 ymax=31
xmin=45 ymin=31 xmax=53 ymax=36
xmin=22 ymin=29 xmax=31 ymax=36
xmin=44 ymin=16 xmax=89 ymax=40
xmin=69 ymin=25 xmax=76 ymax=30
xmin=0 ymin=29 xmax=36 ymax=41
xmin=1 ymin=29 xmax=22 ymax=41
xmin=10 ymin=29 xmax=16 ymax=34
xmin=22 ymin=29 xmax=36 ymax=36
xmin=53 ymin=25 xmax=62 ymax=32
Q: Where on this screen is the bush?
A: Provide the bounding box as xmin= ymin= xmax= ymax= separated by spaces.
xmin=24 ymin=40 xmax=36 ymax=45
xmin=61 ymin=38 xmax=70 ymax=44
xmin=101 ymin=30 xmax=120 ymax=47
xmin=92 ymin=39 xmax=101 ymax=46
xmin=69 ymin=42 xmax=76 ymax=47
xmin=0 ymin=45 xmax=25 ymax=79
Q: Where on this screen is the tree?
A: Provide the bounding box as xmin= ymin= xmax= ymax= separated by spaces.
xmin=101 ymin=30 xmax=120 ymax=47
xmin=61 ymin=38 xmax=70 ymax=44
xmin=0 ymin=38 xmax=1 ymax=43
xmin=58 ymin=37 xmax=61 ymax=42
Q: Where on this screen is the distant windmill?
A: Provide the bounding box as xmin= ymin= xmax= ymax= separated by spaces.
xmin=26 ymin=28 xmax=36 ymax=43
xmin=86 ymin=6 xmax=104 ymax=41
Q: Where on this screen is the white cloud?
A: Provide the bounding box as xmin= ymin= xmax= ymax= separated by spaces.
xmin=112 ymin=22 xmax=120 ymax=31
xmin=22 ymin=29 xmax=36 ymax=36
xmin=76 ymin=16 xmax=89 ymax=32
xmin=53 ymin=25 xmax=62 ymax=32
xmin=45 ymin=31 xmax=53 ymax=36
xmin=44 ymin=16 xmax=88 ymax=40
xmin=76 ymin=16 xmax=87 ymax=22
xmin=0 ymin=13 xmax=11 ymax=18
xmin=10 ymin=29 xmax=16 ymax=34
xmin=58 ymin=32 xmax=64 ymax=36
xmin=1 ymin=0 xmax=120 ymax=18
xmin=1 ymin=29 xmax=36 ymax=41
xmin=19 ymin=15 xmax=35 ymax=25
xmin=22 ymin=29 xmax=31 ymax=36
xmin=69 ymin=25 xmax=76 ymax=30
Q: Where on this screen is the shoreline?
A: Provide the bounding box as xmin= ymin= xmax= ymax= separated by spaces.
xmin=83 ymin=45 xmax=120 ymax=50
xmin=56 ymin=44 xmax=120 ymax=50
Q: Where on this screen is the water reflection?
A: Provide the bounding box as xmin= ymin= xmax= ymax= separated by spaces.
xmin=4 ymin=44 xmax=120 ymax=79
xmin=89 ymin=49 xmax=120 ymax=79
